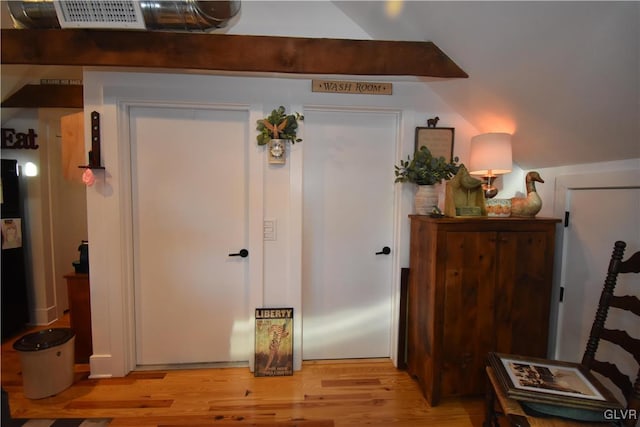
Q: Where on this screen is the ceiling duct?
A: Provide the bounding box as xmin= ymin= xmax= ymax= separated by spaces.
xmin=7 ymin=0 xmax=240 ymax=31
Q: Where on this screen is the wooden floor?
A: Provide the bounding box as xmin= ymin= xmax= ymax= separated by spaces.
xmin=2 ymin=317 xmax=486 ymax=427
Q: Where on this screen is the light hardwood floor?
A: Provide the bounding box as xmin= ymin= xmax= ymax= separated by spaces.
xmin=2 ymin=317 xmax=486 ymax=426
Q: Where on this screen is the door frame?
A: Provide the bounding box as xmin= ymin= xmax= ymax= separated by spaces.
xmin=551 ymin=168 xmax=640 ymax=359
xmin=299 ymin=105 xmax=404 ymax=364
xmin=114 ymin=100 xmax=264 ymax=374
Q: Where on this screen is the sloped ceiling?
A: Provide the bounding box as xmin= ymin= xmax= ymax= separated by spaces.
xmin=334 ymin=1 xmax=639 ymax=169
xmin=2 ymin=1 xmax=638 ymax=169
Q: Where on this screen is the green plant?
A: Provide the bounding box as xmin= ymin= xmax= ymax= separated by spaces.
xmin=394 ymin=146 xmax=460 ymax=185
xmin=256 ymin=106 xmax=304 ymax=146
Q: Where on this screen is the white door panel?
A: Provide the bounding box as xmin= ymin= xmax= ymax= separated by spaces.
xmin=558 ymin=187 xmax=640 ymax=367
xmin=302 ymin=109 xmax=396 ymax=359
xmin=131 ymin=106 xmax=250 ymax=366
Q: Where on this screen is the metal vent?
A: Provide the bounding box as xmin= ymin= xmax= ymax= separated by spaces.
xmin=53 ymin=1 xmax=145 ymax=29
xmin=8 ymin=1 xmax=241 ymax=32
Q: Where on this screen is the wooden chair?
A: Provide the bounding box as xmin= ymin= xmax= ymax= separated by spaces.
xmin=484 ymin=240 xmax=640 ymax=427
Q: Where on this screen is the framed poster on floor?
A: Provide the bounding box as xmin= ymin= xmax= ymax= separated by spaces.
xmin=488 ymin=352 xmax=622 ymax=411
xmin=255 ymin=308 xmax=293 ymax=377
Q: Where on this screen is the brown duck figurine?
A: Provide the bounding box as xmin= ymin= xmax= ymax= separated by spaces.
xmin=511 ymin=171 xmax=544 ymax=217
xmin=444 ymin=164 xmax=486 ymax=217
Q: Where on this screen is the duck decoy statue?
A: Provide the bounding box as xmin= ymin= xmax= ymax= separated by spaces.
xmin=511 ymin=171 xmax=544 ymax=217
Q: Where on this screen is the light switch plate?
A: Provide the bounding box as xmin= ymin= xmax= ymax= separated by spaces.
xmin=264 ymin=219 xmax=277 ymax=241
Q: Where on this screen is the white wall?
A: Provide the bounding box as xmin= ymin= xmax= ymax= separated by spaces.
xmin=82 ymin=67 xmax=480 ymax=377
xmin=1 ymin=108 xmax=86 ymax=326
xmin=79 ymin=0 xmax=484 ymax=378
xmin=501 ymin=158 xmax=640 ymax=217
xmin=42 ymin=109 xmax=88 ymax=319
xmin=81 ymin=0 xmax=640 ymax=375
xmin=535 ymin=158 xmax=640 ymax=217
xmin=226 ymin=1 xmax=371 ymax=39
xmin=3 ymin=1 xmax=636 ymax=380
xmin=84 ymin=64 xmax=639 ymax=379
xmin=2 ymin=112 xmax=45 ymax=324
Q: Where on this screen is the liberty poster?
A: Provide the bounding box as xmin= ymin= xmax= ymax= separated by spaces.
xmin=255 ymin=308 xmax=293 ymax=377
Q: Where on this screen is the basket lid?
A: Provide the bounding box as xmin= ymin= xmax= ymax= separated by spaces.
xmin=13 ymin=328 xmax=74 ymax=351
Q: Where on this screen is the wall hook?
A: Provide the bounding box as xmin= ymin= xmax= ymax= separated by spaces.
xmin=78 ymin=111 xmax=105 ymax=170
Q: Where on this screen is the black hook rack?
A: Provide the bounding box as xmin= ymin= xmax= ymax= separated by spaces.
xmin=78 ymin=111 xmax=105 ymax=170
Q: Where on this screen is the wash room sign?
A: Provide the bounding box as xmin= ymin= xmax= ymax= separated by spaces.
xmin=1 ymin=128 xmax=39 ymax=149
xmin=312 ymin=79 xmax=392 ymax=95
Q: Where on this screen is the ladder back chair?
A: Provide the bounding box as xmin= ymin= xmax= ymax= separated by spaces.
xmin=484 ymin=240 xmax=640 ymax=427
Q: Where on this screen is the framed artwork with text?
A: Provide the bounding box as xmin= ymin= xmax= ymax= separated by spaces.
xmin=415 ymin=127 xmax=454 ymax=161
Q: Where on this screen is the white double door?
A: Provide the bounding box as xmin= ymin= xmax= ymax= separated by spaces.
xmin=129 ymin=105 xmax=398 ymax=365
xmin=302 ymin=109 xmax=397 ymax=360
xmin=130 ymin=106 xmax=250 ymax=366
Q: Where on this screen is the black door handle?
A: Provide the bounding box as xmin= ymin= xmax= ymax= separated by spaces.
xmin=229 ymin=249 xmax=249 ymax=258
xmin=376 ymin=246 xmax=391 ymax=255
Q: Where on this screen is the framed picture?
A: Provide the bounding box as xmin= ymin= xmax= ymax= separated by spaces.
xmin=415 ymin=127 xmax=454 ymax=161
xmin=488 ymin=352 xmax=623 ymax=411
xmin=254 ymin=308 xmax=293 ymax=377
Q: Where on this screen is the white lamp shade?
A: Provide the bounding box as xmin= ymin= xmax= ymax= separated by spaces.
xmin=469 ymin=132 xmax=512 ymax=176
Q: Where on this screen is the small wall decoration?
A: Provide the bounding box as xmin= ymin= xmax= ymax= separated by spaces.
xmin=415 ymin=126 xmax=454 ymax=162
xmin=268 ymin=139 xmax=286 ymax=164
xmin=312 ymin=79 xmax=392 ymax=95
xmin=256 ymin=106 xmax=303 ymax=165
xmin=78 ymin=111 xmax=105 ymax=170
xmin=255 ymin=307 xmax=293 ymax=377
xmin=1 ymin=128 xmax=39 ymax=149
xmin=1 ymin=219 xmax=22 ymax=249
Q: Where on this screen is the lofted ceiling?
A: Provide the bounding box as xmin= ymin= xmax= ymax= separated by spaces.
xmin=334 ymin=1 xmax=640 ymax=169
xmin=1 ymin=1 xmax=638 ymax=169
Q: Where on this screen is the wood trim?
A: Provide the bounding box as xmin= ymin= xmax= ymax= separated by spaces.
xmin=1 ymin=29 xmax=468 ymax=78
xmin=397 ymin=267 xmax=410 ymax=369
xmin=1 ymin=84 xmax=83 ymax=108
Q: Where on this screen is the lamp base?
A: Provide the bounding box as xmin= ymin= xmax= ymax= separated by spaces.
xmin=482 ymin=176 xmax=499 ymax=199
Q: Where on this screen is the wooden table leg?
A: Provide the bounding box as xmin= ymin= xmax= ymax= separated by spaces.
xmin=484 ymin=367 xmax=500 ymax=427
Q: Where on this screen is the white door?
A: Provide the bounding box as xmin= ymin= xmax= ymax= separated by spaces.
xmin=557 ymin=187 xmax=640 ymax=366
xmin=302 ymin=109 xmax=397 ymax=359
xmin=130 ymin=106 xmax=250 ymax=366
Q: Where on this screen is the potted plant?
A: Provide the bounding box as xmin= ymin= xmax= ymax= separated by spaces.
xmin=257 ymin=106 xmax=304 ymax=164
xmin=394 ymin=146 xmax=460 ymax=214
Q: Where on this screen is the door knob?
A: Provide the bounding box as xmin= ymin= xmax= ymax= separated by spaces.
xmin=376 ymin=246 xmax=391 ymax=255
xmin=229 ymin=249 xmax=249 ymax=258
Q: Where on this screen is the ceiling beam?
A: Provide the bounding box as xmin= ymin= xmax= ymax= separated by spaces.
xmin=1 ymin=29 xmax=468 ymax=79
xmin=1 ymin=84 xmax=83 ymax=108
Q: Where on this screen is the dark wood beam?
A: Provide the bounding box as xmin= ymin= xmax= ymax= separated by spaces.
xmin=1 ymin=29 xmax=468 ymax=78
xmin=1 ymin=84 xmax=83 ymax=108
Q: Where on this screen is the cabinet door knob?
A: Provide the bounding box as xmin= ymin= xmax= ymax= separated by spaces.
xmin=376 ymin=246 xmax=391 ymax=255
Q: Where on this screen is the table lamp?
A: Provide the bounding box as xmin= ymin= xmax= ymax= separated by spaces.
xmin=469 ymin=132 xmax=512 ymax=199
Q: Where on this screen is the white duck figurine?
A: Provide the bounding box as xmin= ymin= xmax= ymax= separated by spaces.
xmin=511 ymin=171 xmax=544 ymax=217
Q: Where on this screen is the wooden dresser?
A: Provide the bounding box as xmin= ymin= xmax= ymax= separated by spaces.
xmin=64 ymin=272 xmax=93 ymax=363
xmin=406 ymin=216 xmax=560 ymax=405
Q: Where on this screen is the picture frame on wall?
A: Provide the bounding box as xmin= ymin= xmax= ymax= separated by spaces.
xmin=415 ymin=127 xmax=455 ymax=161
xmin=487 ymin=352 xmax=622 ymax=411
